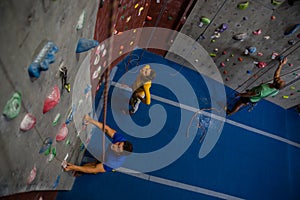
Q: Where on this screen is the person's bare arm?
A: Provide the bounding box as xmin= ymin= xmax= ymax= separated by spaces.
xmin=64 ymin=162 xmax=106 ymax=174
xmin=274 ymin=57 xmax=287 ymax=81
xmin=84 ymin=115 xmax=116 ymax=138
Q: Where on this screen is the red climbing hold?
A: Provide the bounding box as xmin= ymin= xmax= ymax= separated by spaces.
xmin=257 ymin=61 xmax=267 ymax=68
xmin=43 ymin=86 xmax=60 ymax=114
xmin=146 ymin=16 xmax=152 ymax=21
xmin=56 ymin=123 xmax=68 ymax=142
xmin=252 ymin=29 xmax=262 ymax=35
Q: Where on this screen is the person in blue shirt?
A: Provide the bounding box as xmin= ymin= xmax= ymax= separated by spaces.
xmin=64 ymin=115 xmax=133 ymax=174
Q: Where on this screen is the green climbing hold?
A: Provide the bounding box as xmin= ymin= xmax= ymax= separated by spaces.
xmin=168 ymin=16 xmax=173 ymax=20
xmin=52 ymin=113 xmax=61 ymax=126
xmin=237 ymin=1 xmax=249 ymax=10
xmin=3 ymin=92 xmax=22 ymax=119
xmin=209 ymin=53 xmax=217 ymax=57
xmin=271 ymin=0 xmax=282 ymax=5
xmin=201 ymin=17 xmax=211 ymax=24
xmin=45 ymin=146 xmax=51 ymax=156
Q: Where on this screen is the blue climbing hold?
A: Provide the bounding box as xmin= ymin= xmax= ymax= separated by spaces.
xmin=28 ymin=41 xmax=59 ymax=78
xmin=284 ymin=24 xmax=300 ymax=36
xmin=76 ymin=38 xmax=99 ymax=53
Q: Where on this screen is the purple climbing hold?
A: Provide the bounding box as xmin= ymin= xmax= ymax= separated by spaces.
xmin=216 ymin=23 xmax=228 ymax=33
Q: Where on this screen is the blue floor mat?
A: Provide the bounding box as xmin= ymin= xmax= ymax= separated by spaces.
xmin=57 ymin=49 xmax=300 ymax=200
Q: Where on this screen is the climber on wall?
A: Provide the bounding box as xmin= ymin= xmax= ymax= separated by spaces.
xmin=226 ymin=57 xmax=288 ymax=116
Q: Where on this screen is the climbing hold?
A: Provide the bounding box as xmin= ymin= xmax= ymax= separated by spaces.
xmin=264 ymin=35 xmax=270 ymax=40
xmin=52 ymin=175 xmax=60 ymax=189
xmin=232 ymin=33 xmax=247 ymax=41
xmin=199 ymin=17 xmax=210 ymax=27
xmin=27 ymin=165 xmax=37 ymax=185
xmin=126 ymin=16 xmax=131 ymax=23
xmin=214 ymin=48 xmax=219 ymax=52
xmin=120 ymin=45 xmax=124 ymax=50
xmin=28 ymin=41 xmax=59 ymax=78
xmin=20 ymin=113 xmax=36 ymax=131
xmin=222 ymin=51 xmax=227 ymax=55
xmin=238 ymin=57 xmax=243 ymax=61
xmin=223 ymin=70 xmax=228 ymax=74
xmin=244 ymin=47 xmax=256 ymax=55
xmin=290 ymin=86 xmax=295 ymax=90
xmin=211 ymin=33 xmax=221 ymax=39
xmin=252 ymin=29 xmax=262 ymax=35
xmin=231 ymin=54 xmax=234 ymax=57
xmin=271 ymin=0 xmax=283 ymax=6
xmin=282 ymin=95 xmax=289 ymax=99
xmin=247 ymin=70 xmax=252 ymax=74
xmin=271 ymin=15 xmax=276 ymax=20
xmin=134 ymin=3 xmax=139 ymax=8
xmin=248 ymin=47 xmax=256 ymax=54
xmin=39 ymin=137 xmax=53 ymax=154
xmin=76 ymin=10 xmax=86 ymax=30
xmin=288 ymin=63 xmax=293 ymax=67
xmin=226 ymin=58 xmax=230 ymax=62
xmin=66 ymin=105 xmax=76 ymax=124
xmin=3 ymin=92 xmax=22 ymax=119
xmin=168 ymin=16 xmax=173 ymax=20
xmin=209 ymin=53 xmax=216 ymax=57
xmin=56 ymin=123 xmax=68 ymax=142
xmin=211 ymin=39 xmax=216 ymax=43
xmin=271 ymin=52 xmax=279 ymax=59
xmin=288 ymin=39 xmax=295 ymax=45
xmin=52 ymin=113 xmax=61 ymax=126
xmin=130 ymin=41 xmax=134 ymax=45
xmin=225 ymin=77 xmax=229 ymax=81
xmin=220 ymin=62 xmax=226 ymax=67
xmin=43 ymin=86 xmax=60 ymax=114
xmin=284 ymin=24 xmax=300 ymax=36
xmin=277 ymin=55 xmax=284 ymax=61
xmin=216 ymin=23 xmax=228 ymax=33
xmin=237 ymin=1 xmax=249 ymax=10
xmin=257 ymin=52 xmax=263 ymax=56
xmin=48 ymin=147 xmax=56 ymax=162
xmin=76 ymin=38 xmax=99 ymax=53
xmin=138 ymin=7 xmax=144 ymax=16
xmin=256 ymin=61 xmax=267 ymax=68
xmin=243 ymin=16 xmax=248 ymax=20
xmin=201 ymin=17 xmax=211 ymax=24
xmin=146 ymin=16 xmax=152 ymax=21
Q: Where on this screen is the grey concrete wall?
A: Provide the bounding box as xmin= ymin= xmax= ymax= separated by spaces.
xmin=167 ymin=0 xmax=300 ymax=109
xmin=0 ymin=0 xmax=98 ymax=197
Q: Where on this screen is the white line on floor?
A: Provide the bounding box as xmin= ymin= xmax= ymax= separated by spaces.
xmin=112 ymin=81 xmax=300 ymax=148
xmin=117 ymin=167 xmax=244 ymax=200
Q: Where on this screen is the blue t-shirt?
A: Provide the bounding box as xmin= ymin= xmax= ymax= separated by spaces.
xmin=103 ymin=132 xmax=127 ymax=172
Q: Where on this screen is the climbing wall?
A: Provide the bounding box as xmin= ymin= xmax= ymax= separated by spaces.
xmin=0 ymin=0 xmax=98 ymax=197
xmin=166 ymin=0 xmax=300 ymax=109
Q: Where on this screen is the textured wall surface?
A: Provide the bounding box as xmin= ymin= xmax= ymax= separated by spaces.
xmin=0 ymin=0 xmax=98 ymax=197
xmin=166 ymin=0 xmax=300 ymax=109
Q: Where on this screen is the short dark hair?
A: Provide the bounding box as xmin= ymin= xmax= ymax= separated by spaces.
xmin=123 ymin=141 xmax=133 ymax=155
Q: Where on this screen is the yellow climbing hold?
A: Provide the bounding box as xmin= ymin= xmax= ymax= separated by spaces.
xmin=130 ymin=41 xmax=134 ymax=45
xmin=290 ymin=86 xmax=295 ymax=90
xmin=126 ymin=16 xmax=131 ymax=23
xmin=134 ymin=3 xmax=139 ymax=8
xmin=282 ymin=95 xmax=289 ymax=99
